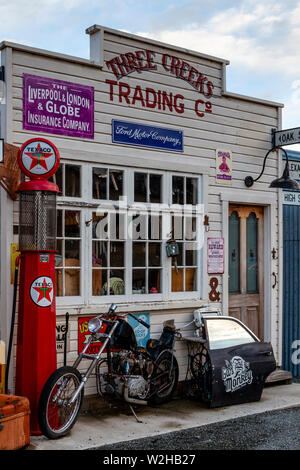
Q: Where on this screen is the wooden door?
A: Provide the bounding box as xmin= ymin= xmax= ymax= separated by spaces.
xmin=228 ymin=204 xmax=264 ymax=340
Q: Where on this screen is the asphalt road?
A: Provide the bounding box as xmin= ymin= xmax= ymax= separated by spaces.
xmin=94 ymin=407 xmax=300 ymax=451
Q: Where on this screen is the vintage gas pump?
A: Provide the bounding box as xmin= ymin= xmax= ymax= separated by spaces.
xmin=15 ymin=138 xmax=60 ymax=434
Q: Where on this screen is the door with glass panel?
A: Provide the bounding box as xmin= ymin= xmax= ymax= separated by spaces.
xmin=228 ymin=205 xmax=264 ymax=340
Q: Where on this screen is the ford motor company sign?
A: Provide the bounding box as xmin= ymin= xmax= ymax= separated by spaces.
xmin=112 ymin=120 xmax=183 ymax=152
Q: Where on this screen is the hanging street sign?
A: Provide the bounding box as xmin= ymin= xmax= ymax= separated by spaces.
xmin=273 ymin=127 xmax=300 ymax=147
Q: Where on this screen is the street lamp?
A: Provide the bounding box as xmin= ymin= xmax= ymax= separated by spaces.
xmin=244 ymin=147 xmax=300 ymax=189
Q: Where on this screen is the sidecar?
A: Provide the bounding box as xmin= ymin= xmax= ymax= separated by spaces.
xmin=182 ymin=312 xmax=276 ymax=408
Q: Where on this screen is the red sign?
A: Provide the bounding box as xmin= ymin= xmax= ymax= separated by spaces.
xmin=18 ymin=137 xmax=60 ymax=180
xmin=78 ymin=316 xmax=106 ymax=354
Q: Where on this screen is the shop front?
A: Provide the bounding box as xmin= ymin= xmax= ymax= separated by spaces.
xmin=0 ymin=25 xmax=284 ymax=396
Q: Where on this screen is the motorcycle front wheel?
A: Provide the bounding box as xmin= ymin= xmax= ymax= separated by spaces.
xmin=150 ymin=351 xmax=179 ymax=405
xmin=38 ymin=366 xmax=84 ymax=439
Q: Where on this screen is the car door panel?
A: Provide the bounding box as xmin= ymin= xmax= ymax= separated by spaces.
xmin=208 ymin=341 xmax=276 ymax=408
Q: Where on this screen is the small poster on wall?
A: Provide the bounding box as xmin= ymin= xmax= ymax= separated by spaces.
xmin=216 ymin=149 xmax=232 ymax=185
xmin=207 ymin=237 xmax=224 ymax=274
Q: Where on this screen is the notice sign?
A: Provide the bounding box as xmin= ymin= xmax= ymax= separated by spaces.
xmin=112 ymin=120 xmax=183 ymax=152
xmin=216 ymin=149 xmax=232 ymax=185
xmin=128 ymin=313 xmax=150 ymax=348
xmin=23 ymin=74 xmax=94 ymax=139
xmin=207 ymin=237 xmax=224 ymax=274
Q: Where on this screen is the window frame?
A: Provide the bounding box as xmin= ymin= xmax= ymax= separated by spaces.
xmin=55 ymin=160 xmax=203 ymax=306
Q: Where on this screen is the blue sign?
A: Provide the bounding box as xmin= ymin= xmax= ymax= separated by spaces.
xmin=112 ymin=120 xmax=183 ymax=152
xmin=128 ymin=313 xmax=150 ymax=348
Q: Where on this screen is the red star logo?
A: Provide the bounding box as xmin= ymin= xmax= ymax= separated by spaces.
xmin=25 ymin=143 xmax=53 ymax=170
xmin=33 ymin=278 xmax=53 ymax=303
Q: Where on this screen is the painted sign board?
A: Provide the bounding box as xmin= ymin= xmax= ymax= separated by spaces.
xmin=282 ymin=191 xmax=300 ymax=206
xmin=273 ymin=127 xmax=300 ymax=147
xmin=207 ymin=237 xmax=224 ymax=274
xmin=128 ymin=313 xmax=150 ymax=348
xmin=288 ymin=160 xmax=300 ymax=182
xmin=23 ymin=74 xmax=94 ymax=139
xmin=216 ymin=149 xmax=232 ymax=185
xmin=112 ymin=120 xmax=183 ymax=152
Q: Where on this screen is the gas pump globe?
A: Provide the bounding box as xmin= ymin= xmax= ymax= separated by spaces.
xmin=15 ymin=138 xmax=60 ymax=434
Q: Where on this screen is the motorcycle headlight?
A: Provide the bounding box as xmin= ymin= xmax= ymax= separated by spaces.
xmin=88 ymin=317 xmax=102 ymax=333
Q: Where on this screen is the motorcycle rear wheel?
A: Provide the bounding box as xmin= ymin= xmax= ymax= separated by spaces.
xmin=150 ymin=351 xmax=179 ymax=405
xmin=38 ymin=366 xmax=84 ymax=439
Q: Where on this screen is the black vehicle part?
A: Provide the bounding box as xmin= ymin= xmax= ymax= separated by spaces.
xmin=149 ymin=351 xmax=179 ymax=405
xmin=208 ymin=342 xmax=276 ymax=408
xmin=110 ymin=318 xmax=137 ymax=350
xmin=146 ymin=322 xmax=177 ymax=359
xmin=38 ymin=366 xmax=84 ymax=439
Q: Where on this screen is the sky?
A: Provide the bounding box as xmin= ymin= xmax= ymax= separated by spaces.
xmin=1 ymin=0 xmax=300 ymax=150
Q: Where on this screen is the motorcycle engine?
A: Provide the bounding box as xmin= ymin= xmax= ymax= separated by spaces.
xmin=112 ymin=351 xmax=150 ymax=399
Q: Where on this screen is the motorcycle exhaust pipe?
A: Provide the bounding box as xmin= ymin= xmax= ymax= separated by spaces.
xmin=123 ymin=382 xmax=148 ymax=406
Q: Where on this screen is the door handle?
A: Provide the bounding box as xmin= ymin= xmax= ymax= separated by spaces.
xmin=258 ymin=351 xmax=272 ymax=356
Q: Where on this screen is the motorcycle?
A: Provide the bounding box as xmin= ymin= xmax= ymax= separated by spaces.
xmin=38 ymin=303 xmax=180 ymax=439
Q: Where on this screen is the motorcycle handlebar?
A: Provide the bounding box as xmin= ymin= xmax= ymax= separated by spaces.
xmin=128 ymin=312 xmax=150 ymax=329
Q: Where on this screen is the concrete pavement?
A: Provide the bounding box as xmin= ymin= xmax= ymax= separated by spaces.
xmin=27 ymin=382 xmax=300 ymax=450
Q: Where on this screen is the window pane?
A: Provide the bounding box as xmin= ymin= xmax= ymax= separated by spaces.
xmin=149 ymin=214 xmax=161 ymax=240
xmin=149 ymin=269 xmax=161 ymax=293
xmin=93 ymin=212 xmax=109 ymax=239
xmin=110 ymin=242 xmax=124 ymax=267
xmin=65 ymin=165 xmax=81 ymax=197
xmin=57 ymin=210 xmax=63 ymax=237
xmin=172 ymin=215 xmax=183 ymax=240
xmin=206 ymin=319 xmax=256 ymax=350
xmin=186 ymin=243 xmax=197 ymax=266
xmin=134 ymin=173 xmax=147 ymax=202
xmin=92 ymin=269 xmax=107 ymax=296
xmin=229 ymin=211 xmax=240 ymax=293
xmin=55 ymin=239 xmax=63 ymax=267
xmin=172 ymin=242 xmax=183 ymax=266
xmin=185 ymin=217 xmax=196 ymax=240
xmin=172 ymin=268 xmax=183 ymax=292
xmin=65 ymin=269 xmax=80 ymax=296
xmin=133 ymin=269 xmax=146 ymax=294
xmin=92 ymin=241 xmax=108 ymax=267
xmin=149 ymin=174 xmax=161 ymax=203
xmin=93 ymin=168 xmax=107 ymax=199
xmin=186 ymin=177 xmax=198 ymax=204
xmin=50 ymin=164 xmax=63 ymax=193
xmin=132 ymin=213 xmax=147 ymax=240
xmin=65 ymin=211 xmax=80 ymax=238
xmin=133 ymin=242 xmax=146 ymax=267
xmin=185 ymin=268 xmax=196 ymax=291
xmin=107 ymin=270 xmax=125 ymax=295
xmin=149 ymin=243 xmax=161 ymax=267
xmin=65 ymin=239 xmax=80 ymax=266
xmin=55 ymin=269 xmax=63 ymax=296
xmin=109 ymin=170 xmax=123 ymax=200
xmin=246 ymin=212 xmax=258 ymax=294
xmin=172 ymin=176 xmax=184 ymax=204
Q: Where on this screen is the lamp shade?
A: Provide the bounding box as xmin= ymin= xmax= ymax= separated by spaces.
xmin=269 ymin=162 xmax=300 ymax=189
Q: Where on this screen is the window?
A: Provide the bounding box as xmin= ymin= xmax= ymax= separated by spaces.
xmin=55 ymin=162 xmax=203 ymax=304
xmin=92 ymin=167 xmax=123 ymax=200
xmin=205 ymin=318 xmax=257 ymax=350
xmin=51 ymin=163 xmax=81 ymax=197
xmin=92 ymin=210 xmax=126 ymax=296
xmin=134 ymin=172 xmax=162 ymax=203
xmin=171 ymin=215 xmax=197 ymax=292
xmin=55 ymin=209 xmax=82 ymax=296
xmin=132 ymin=213 xmax=162 ymax=294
